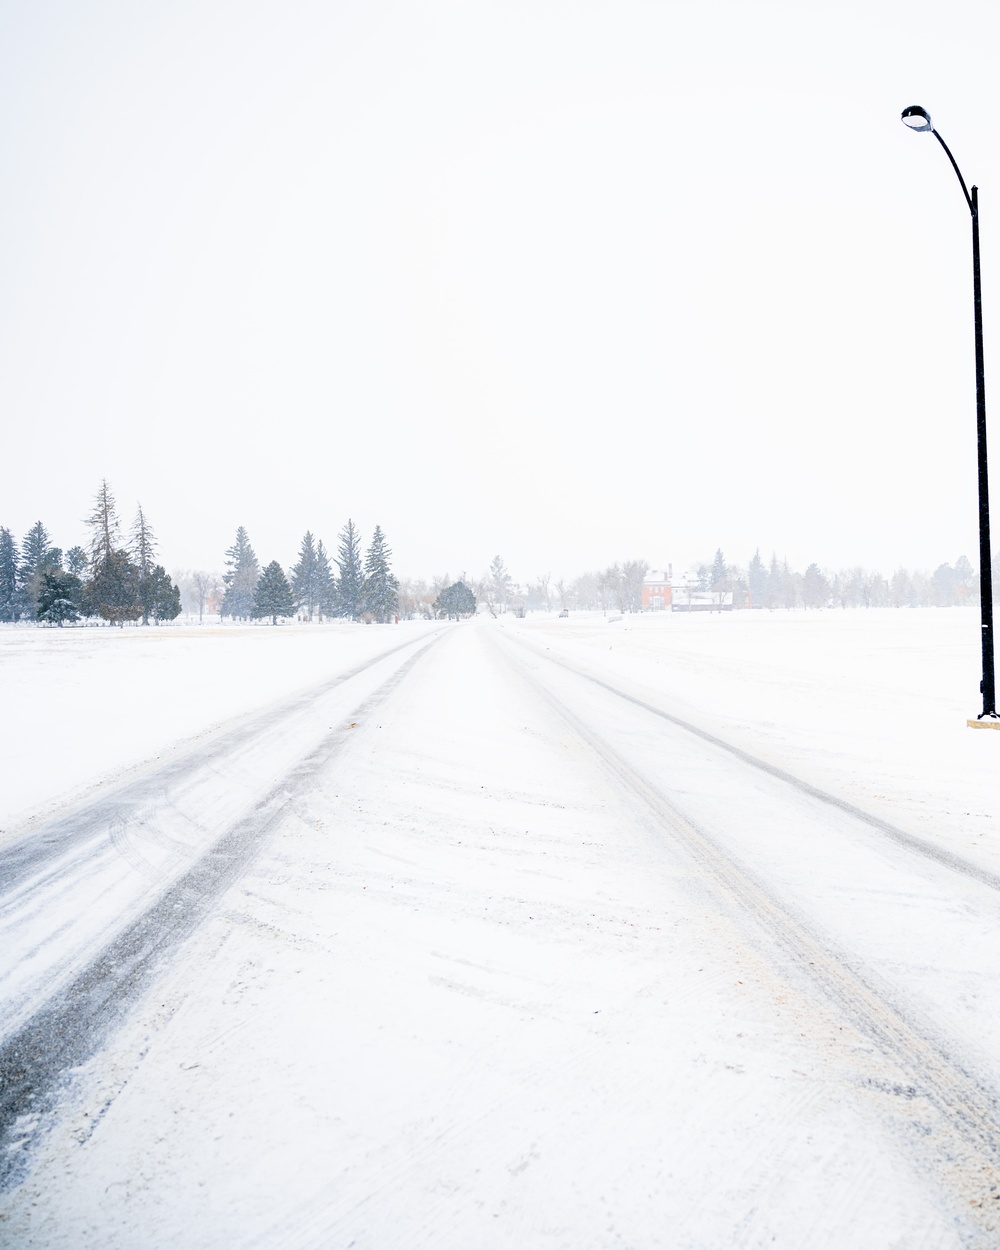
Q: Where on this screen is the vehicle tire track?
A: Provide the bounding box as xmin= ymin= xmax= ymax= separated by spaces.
xmin=493 ymin=631 xmax=1000 ymax=1245
xmin=506 ymin=630 xmax=1000 ymax=895
xmin=0 ymin=634 xmax=442 ymax=1192
xmin=0 ymin=632 xmax=437 ymax=895
xmin=0 ymin=633 xmax=444 ymax=1044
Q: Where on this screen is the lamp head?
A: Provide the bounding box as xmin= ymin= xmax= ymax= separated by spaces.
xmin=901 ymin=105 xmax=933 ymax=132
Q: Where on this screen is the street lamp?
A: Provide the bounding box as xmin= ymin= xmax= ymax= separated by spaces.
xmin=902 ymin=105 xmax=999 ymax=726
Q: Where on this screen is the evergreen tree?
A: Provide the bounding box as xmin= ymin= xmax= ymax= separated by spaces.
xmin=131 ymin=504 xmax=158 ymax=625
xmin=315 ymin=540 xmax=335 ymax=619
xmin=335 ymin=519 xmax=364 ymax=619
xmin=747 ymin=549 xmax=766 ymax=608
xmin=802 ymin=563 xmax=829 ymax=608
xmin=932 ymin=562 xmax=956 ymax=607
xmin=82 ymin=481 xmax=146 ymax=624
xmin=488 ymin=555 xmax=512 ymax=613
xmin=20 ymin=520 xmax=51 ymax=574
xmin=137 ymin=564 xmax=182 ymax=623
xmin=86 ymin=480 xmax=122 ymax=570
xmin=84 ymin=549 xmax=141 ymax=625
xmin=765 ymin=553 xmax=782 ymax=610
xmin=709 ymin=548 xmax=727 ymax=590
xmin=19 ymin=521 xmax=54 ymax=619
xmin=65 ymin=546 xmax=88 ymax=577
xmin=291 ymin=531 xmax=319 ymax=620
xmin=362 ymin=525 xmax=399 ymax=623
xmin=433 ymin=581 xmax=477 ymax=619
xmin=253 ymin=561 xmax=295 ymax=625
xmin=37 ymin=571 xmax=82 ymax=625
xmin=221 ymin=526 xmax=259 ymax=620
xmin=0 ymin=528 xmax=19 ymax=622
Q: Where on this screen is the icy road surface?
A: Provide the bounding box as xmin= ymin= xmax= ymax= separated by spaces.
xmin=1 ymin=611 xmax=1000 ymax=1248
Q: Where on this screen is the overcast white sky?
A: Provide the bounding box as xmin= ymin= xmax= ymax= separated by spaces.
xmin=1 ymin=0 xmax=998 ymax=583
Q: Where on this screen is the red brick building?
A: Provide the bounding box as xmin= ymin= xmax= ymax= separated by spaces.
xmin=641 ymin=567 xmax=673 ymax=610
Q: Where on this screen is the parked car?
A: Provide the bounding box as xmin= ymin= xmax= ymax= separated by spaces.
xmin=558 ymin=609 xmax=569 ymax=618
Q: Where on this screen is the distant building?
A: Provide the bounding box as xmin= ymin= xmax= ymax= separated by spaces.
xmin=641 ymin=564 xmax=738 ymax=612
xmin=671 ymin=572 xmax=733 ymax=612
xmin=642 ymin=566 xmax=673 ymax=610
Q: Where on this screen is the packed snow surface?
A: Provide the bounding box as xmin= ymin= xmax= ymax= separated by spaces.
xmin=1 ymin=609 xmax=999 ymax=1249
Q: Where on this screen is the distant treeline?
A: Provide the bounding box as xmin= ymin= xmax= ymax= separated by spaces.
xmin=548 ymin=550 xmax=983 ymax=612
xmin=688 ymin=549 xmax=982 ymax=610
xmin=391 ymin=558 xmax=647 ymax=618
xmin=389 ymin=550 xmax=988 ymax=619
xmin=2 ymin=489 xmax=985 ymax=628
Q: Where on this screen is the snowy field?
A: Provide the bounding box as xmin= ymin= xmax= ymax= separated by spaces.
xmin=1 ymin=609 xmax=999 ymax=1249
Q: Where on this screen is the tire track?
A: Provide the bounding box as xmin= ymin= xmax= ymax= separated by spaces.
xmin=0 ymin=634 xmax=442 ymax=1191
xmin=493 ymin=631 xmax=1000 ymax=1245
xmin=0 ymin=633 xmax=443 ymax=1040
xmin=507 ymin=630 xmax=1000 ymax=895
xmin=0 ymin=632 xmax=436 ymax=895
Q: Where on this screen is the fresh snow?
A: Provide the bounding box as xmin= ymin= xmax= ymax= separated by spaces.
xmin=1 ymin=609 xmax=998 ymax=1249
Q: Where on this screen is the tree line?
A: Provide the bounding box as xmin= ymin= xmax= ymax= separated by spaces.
xmin=694 ymin=548 xmax=984 ymax=610
xmin=4 ymin=486 xmax=985 ymax=629
xmin=389 ymin=558 xmax=643 ymax=619
xmin=545 ymin=550 xmax=985 ymax=612
xmin=0 ymin=481 xmax=181 ymax=625
xmin=387 ymin=549 xmax=991 ymax=620
xmin=1 ymin=484 xmax=403 ymax=628
xmin=215 ymin=520 xmax=400 ymax=624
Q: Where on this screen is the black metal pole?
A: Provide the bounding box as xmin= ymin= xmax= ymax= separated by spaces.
xmin=971 ymin=186 xmax=997 ymax=717
xmin=927 ymin=125 xmax=997 ymax=719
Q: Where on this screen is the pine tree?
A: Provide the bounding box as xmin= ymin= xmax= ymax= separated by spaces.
xmin=37 ymin=572 xmax=82 ymax=626
xmin=0 ymin=528 xmax=19 ymax=622
xmin=781 ymin=558 xmax=801 ymax=609
xmin=291 ymin=531 xmax=319 ymax=621
xmin=221 ymin=526 xmax=260 ymax=620
xmin=488 ymin=555 xmax=512 ymax=613
xmin=19 ymin=521 xmax=54 ymax=619
xmin=747 ymin=549 xmax=766 ymax=608
xmin=253 ymin=561 xmax=296 ymax=625
xmin=335 ymin=519 xmax=364 ymax=620
xmin=363 ymin=525 xmax=399 ymax=623
xmin=20 ymin=520 xmax=51 ymax=574
xmin=82 ymin=481 xmax=143 ymax=624
xmin=65 ymin=546 xmax=88 ymax=577
xmin=433 ymin=581 xmax=477 ymax=619
xmin=86 ymin=480 xmax=122 ymax=570
xmin=709 ymin=548 xmax=727 ymax=590
xmin=802 ymin=563 xmax=829 ymax=609
xmin=765 ymin=553 xmax=782 ymax=610
xmin=84 ymin=549 xmax=141 ymax=625
xmin=142 ymin=565 xmax=182 ymax=622
xmin=315 ymin=540 xmax=335 ymax=619
xmin=131 ymin=504 xmax=158 ymax=625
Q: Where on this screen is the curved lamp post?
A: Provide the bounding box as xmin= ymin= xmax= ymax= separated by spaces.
xmin=902 ymin=105 xmax=998 ymax=724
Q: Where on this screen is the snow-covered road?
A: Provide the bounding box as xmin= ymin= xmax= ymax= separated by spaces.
xmin=2 ymin=614 xmax=999 ymax=1248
